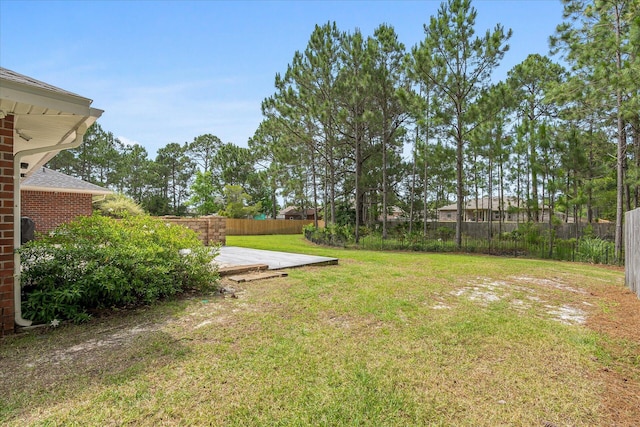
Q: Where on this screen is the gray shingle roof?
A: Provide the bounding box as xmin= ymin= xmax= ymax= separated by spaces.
xmin=0 ymin=67 xmax=88 ymax=100
xmin=21 ymin=167 xmax=112 ymax=195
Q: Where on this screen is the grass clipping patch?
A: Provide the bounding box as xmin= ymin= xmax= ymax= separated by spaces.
xmin=1 ymin=235 xmax=637 ymax=426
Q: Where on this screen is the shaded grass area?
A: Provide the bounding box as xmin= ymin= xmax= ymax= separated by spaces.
xmin=0 ymin=235 xmax=637 ymax=425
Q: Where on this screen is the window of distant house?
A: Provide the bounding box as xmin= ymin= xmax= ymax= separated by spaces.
xmin=447 ymin=213 xmax=451 ymax=219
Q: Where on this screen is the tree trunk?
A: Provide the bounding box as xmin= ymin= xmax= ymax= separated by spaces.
xmin=488 ymin=156 xmax=493 ymax=242
xmin=355 ymin=119 xmax=362 ymax=244
xmin=499 ymin=155 xmax=504 ymax=235
xmin=587 ymin=125 xmax=594 ymax=223
xmin=455 ymin=124 xmax=464 ymax=249
xmin=271 ymin=176 xmax=278 ymax=219
xmin=382 ymin=132 xmax=388 ymax=240
xmin=615 ymin=111 xmax=625 ymax=262
xmin=311 ymin=147 xmax=319 ymax=229
xmin=409 ymin=127 xmax=418 ymax=235
xmin=423 ymin=88 xmax=430 ymax=237
xmin=329 ymin=145 xmax=336 ymax=225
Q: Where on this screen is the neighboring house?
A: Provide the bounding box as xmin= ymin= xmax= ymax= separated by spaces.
xmin=0 ymin=67 xmax=102 ymax=334
xmin=379 ymin=206 xmax=406 ymax=222
xmin=437 ymin=196 xmax=552 ymax=222
xmin=21 ymin=167 xmax=112 ymax=233
xmin=277 ymin=206 xmax=317 ymax=220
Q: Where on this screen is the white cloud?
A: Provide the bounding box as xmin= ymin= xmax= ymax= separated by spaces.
xmin=116 ymin=136 xmax=141 ymax=147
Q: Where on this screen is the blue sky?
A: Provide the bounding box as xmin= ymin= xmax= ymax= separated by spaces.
xmin=1 ymin=0 xmax=564 ymax=157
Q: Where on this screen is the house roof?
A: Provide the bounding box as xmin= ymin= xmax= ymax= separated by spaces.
xmin=278 ymin=206 xmax=299 ymax=215
xmin=279 ymin=206 xmax=317 ymax=216
xmin=0 ymin=67 xmax=103 ymax=174
xmin=0 ymin=68 xmax=86 ymax=99
xmin=438 ymin=197 xmax=531 ymax=212
xmin=21 ymin=167 xmax=112 ymax=195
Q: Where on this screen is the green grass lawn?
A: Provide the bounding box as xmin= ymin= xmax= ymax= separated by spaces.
xmin=1 ymin=234 xmax=637 ymax=426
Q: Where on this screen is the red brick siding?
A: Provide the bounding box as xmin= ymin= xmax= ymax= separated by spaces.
xmin=21 ymin=191 xmax=94 ymax=234
xmin=0 ymin=115 xmax=15 ymax=336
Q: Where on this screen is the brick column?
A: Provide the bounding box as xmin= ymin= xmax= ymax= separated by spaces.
xmin=0 ymin=115 xmax=15 ymax=335
xmin=206 ymin=216 xmax=226 ymax=246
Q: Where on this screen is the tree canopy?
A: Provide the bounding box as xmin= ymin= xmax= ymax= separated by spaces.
xmin=46 ymin=0 xmax=639 ymax=242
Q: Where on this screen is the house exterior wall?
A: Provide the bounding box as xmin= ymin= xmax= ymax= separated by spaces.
xmin=21 ymin=190 xmax=93 ymax=234
xmin=438 ymin=208 xmax=549 ymax=223
xmin=0 ymin=115 xmax=15 ymax=335
xmin=283 ymin=212 xmax=316 ymax=220
xmin=438 ymin=210 xmax=458 ymax=222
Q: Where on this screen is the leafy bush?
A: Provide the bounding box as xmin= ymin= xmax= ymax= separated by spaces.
xmin=551 ymin=238 xmax=577 ymax=261
xmin=19 ymin=215 xmax=219 ymax=324
xmin=303 ymin=223 xmax=354 ymax=246
xmin=582 ymin=224 xmax=594 ymax=238
xmin=435 ymin=226 xmax=455 ymax=239
xmin=576 ymin=237 xmax=614 ymax=264
xmin=516 ymin=222 xmax=542 ymax=244
xmin=94 ymin=193 xmax=146 ymax=218
xmin=499 ymin=228 xmax=522 ymax=240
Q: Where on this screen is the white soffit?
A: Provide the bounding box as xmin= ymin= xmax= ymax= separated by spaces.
xmin=0 ymin=67 xmax=103 ymax=173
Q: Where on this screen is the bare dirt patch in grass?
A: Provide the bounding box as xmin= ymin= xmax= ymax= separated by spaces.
xmin=512 ymin=275 xmax=588 ymax=294
xmin=448 ymin=276 xmax=589 ymax=325
xmin=33 ymin=324 xmax=163 ymax=366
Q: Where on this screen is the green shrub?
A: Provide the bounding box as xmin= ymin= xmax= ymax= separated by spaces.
xmin=19 ymin=215 xmax=219 ymax=324
xmin=499 ymin=228 xmax=523 ymax=241
xmin=576 ymin=237 xmax=614 ymax=264
xmin=553 ymin=238 xmax=577 ymax=261
xmin=435 ymin=226 xmax=454 ymax=239
xmin=582 ymin=224 xmax=594 ymax=238
xmin=303 ymin=223 xmax=355 ymax=246
xmin=95 ymin=193 xmax=146 ymax=218
xmin=516 ymin=222 xmax=542 ymax=244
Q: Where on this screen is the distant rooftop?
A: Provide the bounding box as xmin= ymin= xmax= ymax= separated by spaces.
xmin=21 ymin=167 xmax=112 ymax=195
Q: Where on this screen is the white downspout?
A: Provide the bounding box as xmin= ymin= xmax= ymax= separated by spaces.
xmin=13 ymin=120 xmax=90 ymax=327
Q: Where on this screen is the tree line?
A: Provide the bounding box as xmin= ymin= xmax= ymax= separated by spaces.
xmin=47 ymin=0 xmax=639 ymax=260
xmin=47 ymin=129 xmax=270 ymax=218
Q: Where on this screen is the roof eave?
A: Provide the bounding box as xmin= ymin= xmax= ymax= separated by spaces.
xmin=0 ymin=78 xmax=100 ymax=117
xmin=20 ymin=185 xmax=113 ymax=196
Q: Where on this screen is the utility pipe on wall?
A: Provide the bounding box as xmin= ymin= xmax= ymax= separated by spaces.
xmin=13 ymin=119 xmax=89 ymax=327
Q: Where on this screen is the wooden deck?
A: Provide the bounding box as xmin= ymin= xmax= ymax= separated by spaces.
xmin=215 ymin=246 xmax=338 ymax=270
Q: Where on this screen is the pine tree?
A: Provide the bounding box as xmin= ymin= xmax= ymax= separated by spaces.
xmin=411 ymin=0 xmax=511 ymax=248
xmin=552 ymin=0 xmax=640 ymax=261
xmin=506 ymin=54 xmax=566 ymax=222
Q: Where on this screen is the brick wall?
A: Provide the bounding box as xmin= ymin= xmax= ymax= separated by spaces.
xmin=159 ymin=216 xmax=226 ymax=246
xmin=21 ymin=191 xmax=94 ymax=234
xmin=0 ymin=115 xmax=15 ymax=336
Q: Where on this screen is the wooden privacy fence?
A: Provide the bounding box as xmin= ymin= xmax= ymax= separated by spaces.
xmin=226 ymin=219 xmax=324 ymax=236
xmin=625 ymin=208 xmax=640 ymax=298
